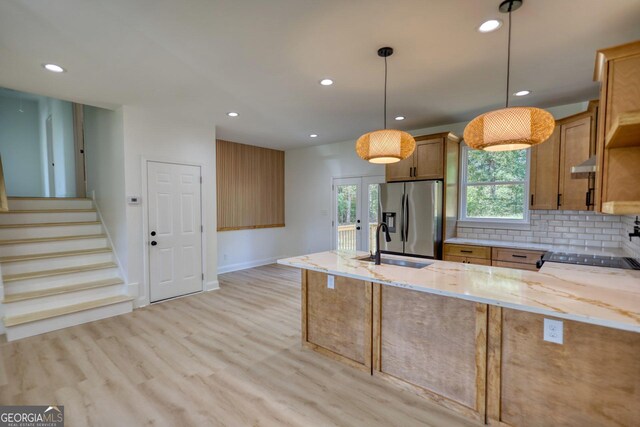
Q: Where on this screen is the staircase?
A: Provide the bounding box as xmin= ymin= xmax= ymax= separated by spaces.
xmin=0 ymin=197 xmax=133 ymax=341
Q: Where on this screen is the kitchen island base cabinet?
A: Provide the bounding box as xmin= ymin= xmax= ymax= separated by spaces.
xmin=488 ymin=307 xmax=640 ymax=427
xmin=302 ymin=270 xmax=372 ymax=372
xmin=372 ymin=284 xmax=488 ymax=423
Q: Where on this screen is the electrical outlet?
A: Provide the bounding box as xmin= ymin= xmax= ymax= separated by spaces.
xmin=327 ymin=275 xmax=335 ymax=289
xmin=543 ymin=318 xmax=563 ymax=344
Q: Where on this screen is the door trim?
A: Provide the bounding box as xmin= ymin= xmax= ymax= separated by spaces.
xmin=141 ymin=158 xmax=205 ymax=307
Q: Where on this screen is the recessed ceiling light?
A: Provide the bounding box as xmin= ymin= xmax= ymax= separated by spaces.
xmin=395 ymin=116 xmax=405 ymax=121
xmin=319 ymin=79 xmax=333 ymax=86
xmin=43 ymin=63 xmax=65 ymax=73
xmin=514 ymin=90 xmax=531 ymax=96
xmin=227 ymin=112 xmax=239 ymax=117
xmin=309 ymin=134 xmax=318 ymax=138
xmin=478 ymin=19 xmax=502 ymax=33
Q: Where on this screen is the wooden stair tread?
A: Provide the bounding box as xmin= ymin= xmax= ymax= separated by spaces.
xmin=3 ymin=295 xmax=133 ymax=327
xmin=3 ymin=278 xmax=124 ymax=303
xmin=0 ymin=221 xmax=100 ymax=229
xmin=0 ymin=209 xmax=96 ymax=214
xmin=0 ymin=234 xmax=106 ymax=245
xmin=0 ymin=247 xmax=111 ymax=263
xmin=2 ymin=262 xmax=118 ymax=282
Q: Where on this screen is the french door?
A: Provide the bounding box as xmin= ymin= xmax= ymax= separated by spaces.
xmin=332 ymin=176 xmax=384 ymax=253
xmin=147 ymin=161 xmax=203 ymax=302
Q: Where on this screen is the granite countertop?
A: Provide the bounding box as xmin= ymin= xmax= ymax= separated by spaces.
xmin=278 ymin=251 xmax=640 ymax=333
xmin=444 ymin=237 xmax=632 ymax=257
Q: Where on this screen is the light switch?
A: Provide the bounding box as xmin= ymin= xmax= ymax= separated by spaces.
xmin=543 ymin=318 xmax=563 ymax=344
xmin=327 ymin=275 xmax=335 ymax=289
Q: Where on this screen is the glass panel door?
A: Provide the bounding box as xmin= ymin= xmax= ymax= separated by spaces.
xmin=334 ymin=178 xmax=361 ymax=251
xmin=333 ymin=176 xmax=385 ymax=252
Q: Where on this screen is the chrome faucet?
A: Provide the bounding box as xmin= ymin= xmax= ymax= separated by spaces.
xmin=375 ymin=222 xmax=392 ymax=265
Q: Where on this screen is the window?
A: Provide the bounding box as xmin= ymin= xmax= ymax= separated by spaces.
xmin=459 ymin=144 xmax=530 ymax=224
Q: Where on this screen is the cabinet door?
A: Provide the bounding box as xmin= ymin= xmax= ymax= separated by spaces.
xmin=559 ymin=117 xmax=592 ymax=210
xmin=414 ymin=138 xmax=444 ymax=180
xmin=385 ymin=155 xmax=414 ymax=182
xmin=529 ymin=126 xmax=560 ymax=210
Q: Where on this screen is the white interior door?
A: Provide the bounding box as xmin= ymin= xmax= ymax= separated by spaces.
xmin=148 ymin=161 xmax=203 ymax=302
xmin=332 ymin=176 xmax=384 ymax=252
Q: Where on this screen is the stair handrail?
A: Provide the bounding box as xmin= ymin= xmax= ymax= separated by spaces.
xmin=0 ymin=155 xmax=8 ymax=212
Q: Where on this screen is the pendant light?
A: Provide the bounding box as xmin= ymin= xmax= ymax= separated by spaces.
xmin=464 ymin=0 xmax=555 ymax=151
xmin=356 ymin=47 xmax=416 ymax=164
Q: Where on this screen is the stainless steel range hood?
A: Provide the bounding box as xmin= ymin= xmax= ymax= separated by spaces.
xmin=571 ymin=156 xmax=596 ymax=179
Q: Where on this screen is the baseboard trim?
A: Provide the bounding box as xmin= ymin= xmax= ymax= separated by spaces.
xmin=205 ymin=280 xmax=220 ymax=291
xmin=217 ymin=256 xmax=286 ymax=274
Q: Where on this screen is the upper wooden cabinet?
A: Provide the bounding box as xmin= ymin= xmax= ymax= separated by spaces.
xmin=529 ymin=126 xmax=560 ymax=210
xmin=594 ymin=40 xmax=640 ymax=214
xmin=558 ymin=113 xmax=594 ymax=211
xmin=529 ymin=107 xmax=596 ymax=211
xmin=386 ymin=132 xmax=459 ymax=182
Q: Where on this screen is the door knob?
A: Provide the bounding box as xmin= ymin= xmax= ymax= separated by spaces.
xmin=150 ymin=231 xmax=156 ymax=236
xmin=151 ymin=241 xmax=157 ymax=246
xmin=356 ymin=226 xmax=361 ymax=230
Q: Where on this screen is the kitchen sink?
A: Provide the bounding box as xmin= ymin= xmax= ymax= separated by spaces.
xmin=355 ymin=255 xmax=432 ymax=269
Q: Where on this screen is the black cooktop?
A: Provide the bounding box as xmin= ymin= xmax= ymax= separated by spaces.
xmin=538 ymin=252 xmax=640 ymax=270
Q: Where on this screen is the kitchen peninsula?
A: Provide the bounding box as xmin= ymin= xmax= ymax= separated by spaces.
xmin=278 ymin=251 xmax=640 ymax=426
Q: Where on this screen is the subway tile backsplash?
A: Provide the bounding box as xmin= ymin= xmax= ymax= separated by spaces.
xmin=456 ymin=211 xmax=640 ymax=254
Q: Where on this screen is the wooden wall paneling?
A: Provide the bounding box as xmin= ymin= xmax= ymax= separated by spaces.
xmin=301 ymin=269 xmax=308 ymax=344
xmin=375 ymin=285 xmax=487 ymax=422
xmin=216 ymin=139 xmax=284 ymax=231
xmin=304 ymin=270 xmax=372 ymax=372
xmin=372 ymin=282 xmax=381 ymax=372
xmin=499 ymin=309 xmax=640 ymax=427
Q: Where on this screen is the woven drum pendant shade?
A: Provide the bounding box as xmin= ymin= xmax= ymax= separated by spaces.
xmin=463 ymin=107 xmax=555 ymax=151
xmin=356 ymin=129 xmax=416 ymax=164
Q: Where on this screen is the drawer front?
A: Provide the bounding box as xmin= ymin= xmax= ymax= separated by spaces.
xmin=444 ymin=255 xmax=491 ymax=266
xmin=491 ymin=248 xmax=544 ymax=265
xmin=492 ymin=260 xmax=539 ymax=271
xmin=444 ymin=244 xmax=491 ymax=260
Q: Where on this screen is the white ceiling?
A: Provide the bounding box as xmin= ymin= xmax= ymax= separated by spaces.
xmin=1 ymin=0 xmax=639 ymax=150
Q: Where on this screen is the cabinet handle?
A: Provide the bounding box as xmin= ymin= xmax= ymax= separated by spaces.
xmin=409 ymin=167 xmax=413 ymax=177
xmin=557 ymin=194 xmax=562 ymax=207
xmin=460 ymin=250 xmax=473 ymax=254
xmin=585 ymin=190 xmax=591 ymax=207
xmin=530 ymin=194 xmax=534 ymax=206
xmin=512 ymin=254 xmax=527 ymax=259
xmin=413 ymin=167 xmax=417 ymax=177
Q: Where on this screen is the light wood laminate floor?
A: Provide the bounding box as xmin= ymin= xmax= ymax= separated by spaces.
xmin=0 ymin=264 xmax=480 ymax=427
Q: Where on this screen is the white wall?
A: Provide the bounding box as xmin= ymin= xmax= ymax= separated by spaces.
xmin=0 ymin=96 xmax=44 ymax=196
xmin=83 ymin=106 xmax=128 ymax=275
xmin=217 ymin=101 xmax=591 ymax=272
xmin=122 ymin=106 xmax=217 ymax=306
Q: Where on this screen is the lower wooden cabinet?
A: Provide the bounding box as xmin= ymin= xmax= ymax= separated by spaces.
xmin=487 ymin=307 xmax=640 ymax=426
xmin=444 ymin=243 xmax=543 ymax=271
xmin=373 ymin=284 xmax=487 ymax=423
xmin=302 ymin=270 xmax=372 ymax=371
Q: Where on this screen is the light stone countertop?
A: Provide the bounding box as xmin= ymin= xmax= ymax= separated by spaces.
xmin=444 ymin=237 xmax=632 ymax=257
xmin=278 ymin=251 xmax=640 ymax=333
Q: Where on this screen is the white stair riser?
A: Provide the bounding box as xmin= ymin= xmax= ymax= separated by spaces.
xmin=0 ymin=238 xmax=109 ymax=257
xmin=0 ymin=224 xmax=102 ymax=240
xmin=0 ymin=212 xmax=97 ymax=224
xmin=5 ymin=300 xmax=133 ymax=341
xmin=7 ymin=199 xmax=93 ymax=210
xmin=3 ymin=267 xmax=120 ymax=292
xmin=4 ymin=284 xmax=126 ymax=316
xmin=1 ymin=252 xmax=114 ymax=275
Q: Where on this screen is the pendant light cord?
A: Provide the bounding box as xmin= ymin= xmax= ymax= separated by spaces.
xmin=505 ymin=9 xmax=512 ymax=108
xmin=384 ymin=55 xmax=388 ymax=129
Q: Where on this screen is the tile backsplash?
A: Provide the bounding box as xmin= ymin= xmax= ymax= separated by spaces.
xmin=457 ymin=210 xmax=634 ymax=250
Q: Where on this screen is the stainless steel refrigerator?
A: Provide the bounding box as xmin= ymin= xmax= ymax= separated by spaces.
xmin=378 ymin=181 xmax=442 ymax=258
